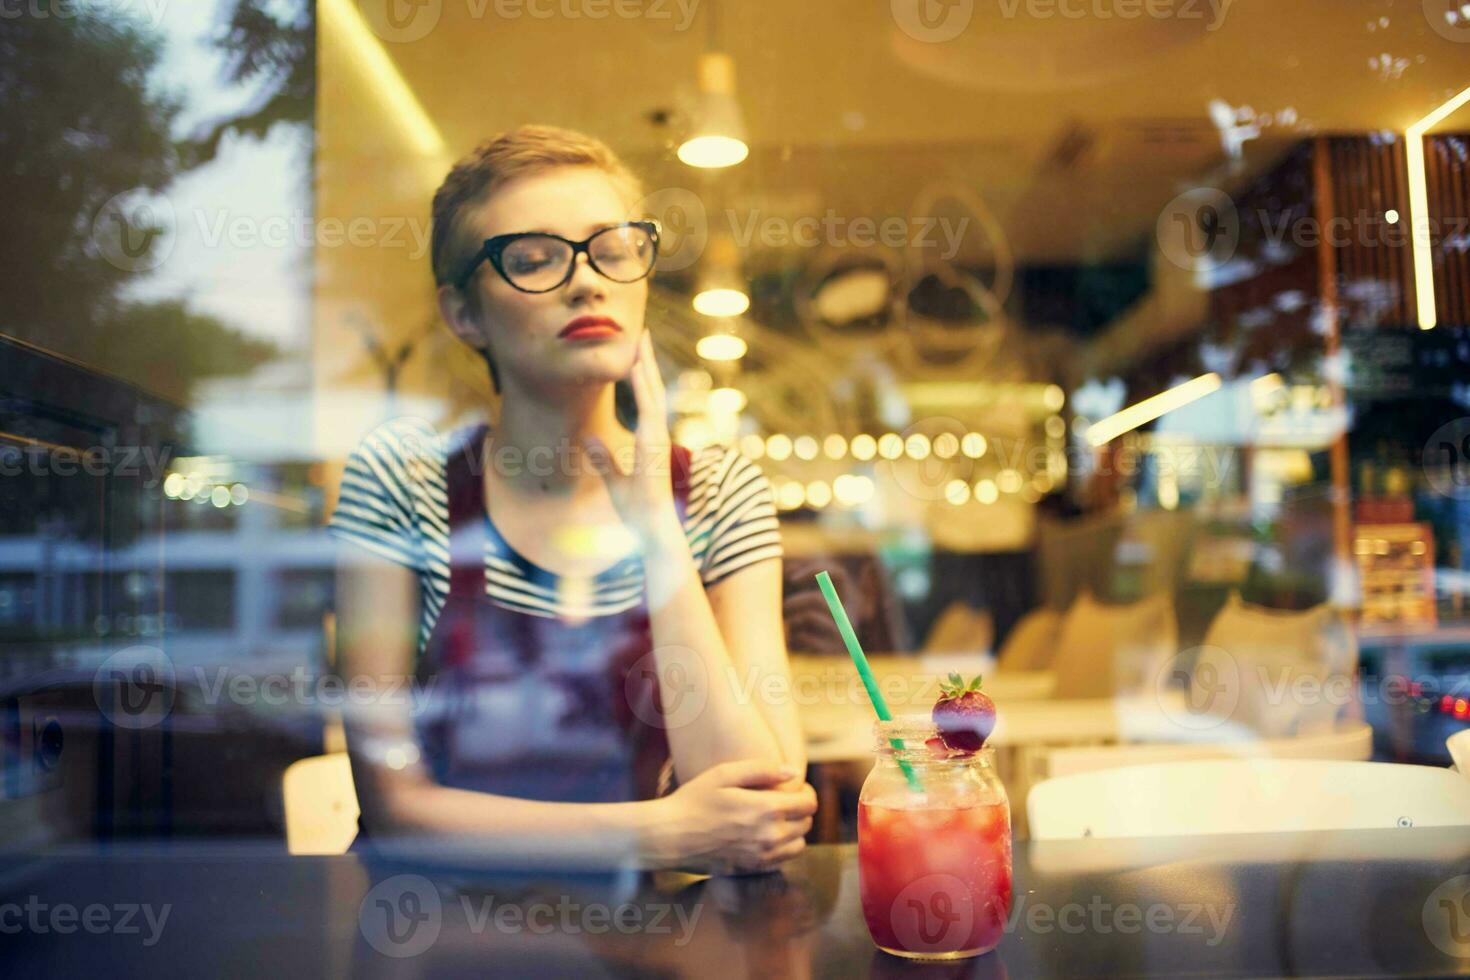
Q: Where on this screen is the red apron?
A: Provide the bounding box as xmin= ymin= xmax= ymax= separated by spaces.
xmin=410 ymin=422 xmax=682 ymax=804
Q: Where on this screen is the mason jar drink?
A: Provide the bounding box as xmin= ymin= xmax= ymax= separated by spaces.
xmin=858 ymin=719 xmax=1012 ymax=960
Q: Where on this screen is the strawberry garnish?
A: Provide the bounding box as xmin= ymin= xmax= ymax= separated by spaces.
xmin=932 ymin=672 xmax=997 ymax=752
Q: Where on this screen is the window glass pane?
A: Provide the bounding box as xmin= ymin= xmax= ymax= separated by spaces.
xmin=3 ymin=4 xmax=1469 ymax=970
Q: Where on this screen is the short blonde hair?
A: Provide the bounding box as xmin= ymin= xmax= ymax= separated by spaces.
xmin=430 ymin=124 xmax=645 ymax=290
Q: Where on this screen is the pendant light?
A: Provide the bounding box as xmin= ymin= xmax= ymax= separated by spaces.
xmin=692 ymin=232 xmax=749 ymax=317
xmin=678 ymin=3 xmax=748 ymax=169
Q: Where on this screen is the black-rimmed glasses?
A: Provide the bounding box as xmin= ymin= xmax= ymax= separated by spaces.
xmin=454 ymin=220 xmax=661 ymax=293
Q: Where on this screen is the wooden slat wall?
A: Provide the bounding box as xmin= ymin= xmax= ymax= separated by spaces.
xmin=1208 ymin=135 xmax=1468 ymax=333
xmin=1326 ymin=136 xmax=1414 ymax=328
xmin=1426 ymin=134 xmax=1470 ymax=328
xmin=1206 ymin=136 xmax=1414 ymax=356
xmin=1204 ymin=143 xmax=1319 ymax=368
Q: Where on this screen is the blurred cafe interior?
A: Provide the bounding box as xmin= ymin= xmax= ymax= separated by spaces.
xmin=4 ymin=0 xmax=1470 ymax=973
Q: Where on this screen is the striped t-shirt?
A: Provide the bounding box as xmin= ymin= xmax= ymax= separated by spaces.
xmin=326 ymin=417 xmax=783 ymax=653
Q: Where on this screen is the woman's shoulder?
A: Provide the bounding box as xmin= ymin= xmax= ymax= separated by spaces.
xmin=683 ymin=440 xmax=756 ymax=481
xmin=350 ymin=416 xmax=464 ymax=493
xmin=680 ymin=441 xmax=774 ymax=514
xmin=678 ymin=441 xmax=782 ymax=584
xmin=356 ymin=415 xmax=445 ymax=456
xmin=329 ymin=417 xmax=463 ymax=569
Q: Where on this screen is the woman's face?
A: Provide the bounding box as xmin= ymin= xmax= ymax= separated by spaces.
xmin=457 ymin=166 xmax=648 ymax=393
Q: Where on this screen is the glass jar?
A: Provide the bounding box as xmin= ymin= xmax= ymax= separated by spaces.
xmin=857 ymin=718 xmax=1013 ymax=960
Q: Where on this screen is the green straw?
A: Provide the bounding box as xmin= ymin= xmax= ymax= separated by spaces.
xmin=814 ymin=571 xmax=923 ymax=793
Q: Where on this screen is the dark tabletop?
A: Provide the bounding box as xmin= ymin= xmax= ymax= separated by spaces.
xmin=4 ymin=827 xmax=1470 ymax=979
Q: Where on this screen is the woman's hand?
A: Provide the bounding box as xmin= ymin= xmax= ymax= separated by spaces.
xmin=584 ymin=330 xmax=684 ymax=549
xmin=642 ymin=760 xmax=817 ymax=874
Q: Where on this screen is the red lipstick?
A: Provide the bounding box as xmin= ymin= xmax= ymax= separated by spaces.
xmin=558 ymin=316 xmax=622 ymax=340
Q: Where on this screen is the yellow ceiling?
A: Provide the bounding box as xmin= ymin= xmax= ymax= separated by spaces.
xmin=327 ymin=0 xmax=1470 ymax=260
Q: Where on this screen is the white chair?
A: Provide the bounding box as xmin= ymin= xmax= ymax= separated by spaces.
xmin=995 ymin=606 xmax=1061 ymax=673
xmin=1450 ymin=730 xmax=1470 ymax=776
xmin=921 ymin=601 xmax=994 ymax=658
xmin=1039 ymin=722 xmax=1373 ymax=779
xmin=282 ymin=752 xmax=360 ymax=855
xmin=1049 ymin=590 xmax=1178 ymax=699
xmin=286 ymin=614 xmax=361 ymax=855
xmin=1191 ymin=592 xmax=1361 ymax=737
xmin=1028 ymin=758 xmax=1470 ymax=840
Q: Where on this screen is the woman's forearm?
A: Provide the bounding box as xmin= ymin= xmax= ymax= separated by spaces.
xmin=361 ymin=774 xmax=668 ymax=870
xmin=640 ymin=526 xmax=786 ymax=775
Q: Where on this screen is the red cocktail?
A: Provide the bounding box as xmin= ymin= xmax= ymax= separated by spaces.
xmin=858 ymin=721 xmax=1012 ymax=960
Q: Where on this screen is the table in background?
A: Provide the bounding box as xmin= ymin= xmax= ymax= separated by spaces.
xmin=798 ymin=670 xmax=1187 ymax=839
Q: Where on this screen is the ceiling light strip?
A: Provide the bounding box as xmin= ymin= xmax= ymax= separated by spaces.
xmin=1086 ymin=373 xmax=1222 ymax=447
xmin=1405 ymin=85 xmax=1470 ymax=331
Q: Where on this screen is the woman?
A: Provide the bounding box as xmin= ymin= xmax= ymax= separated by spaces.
xmin=328 ymin=125 xmax=814 ymax=874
